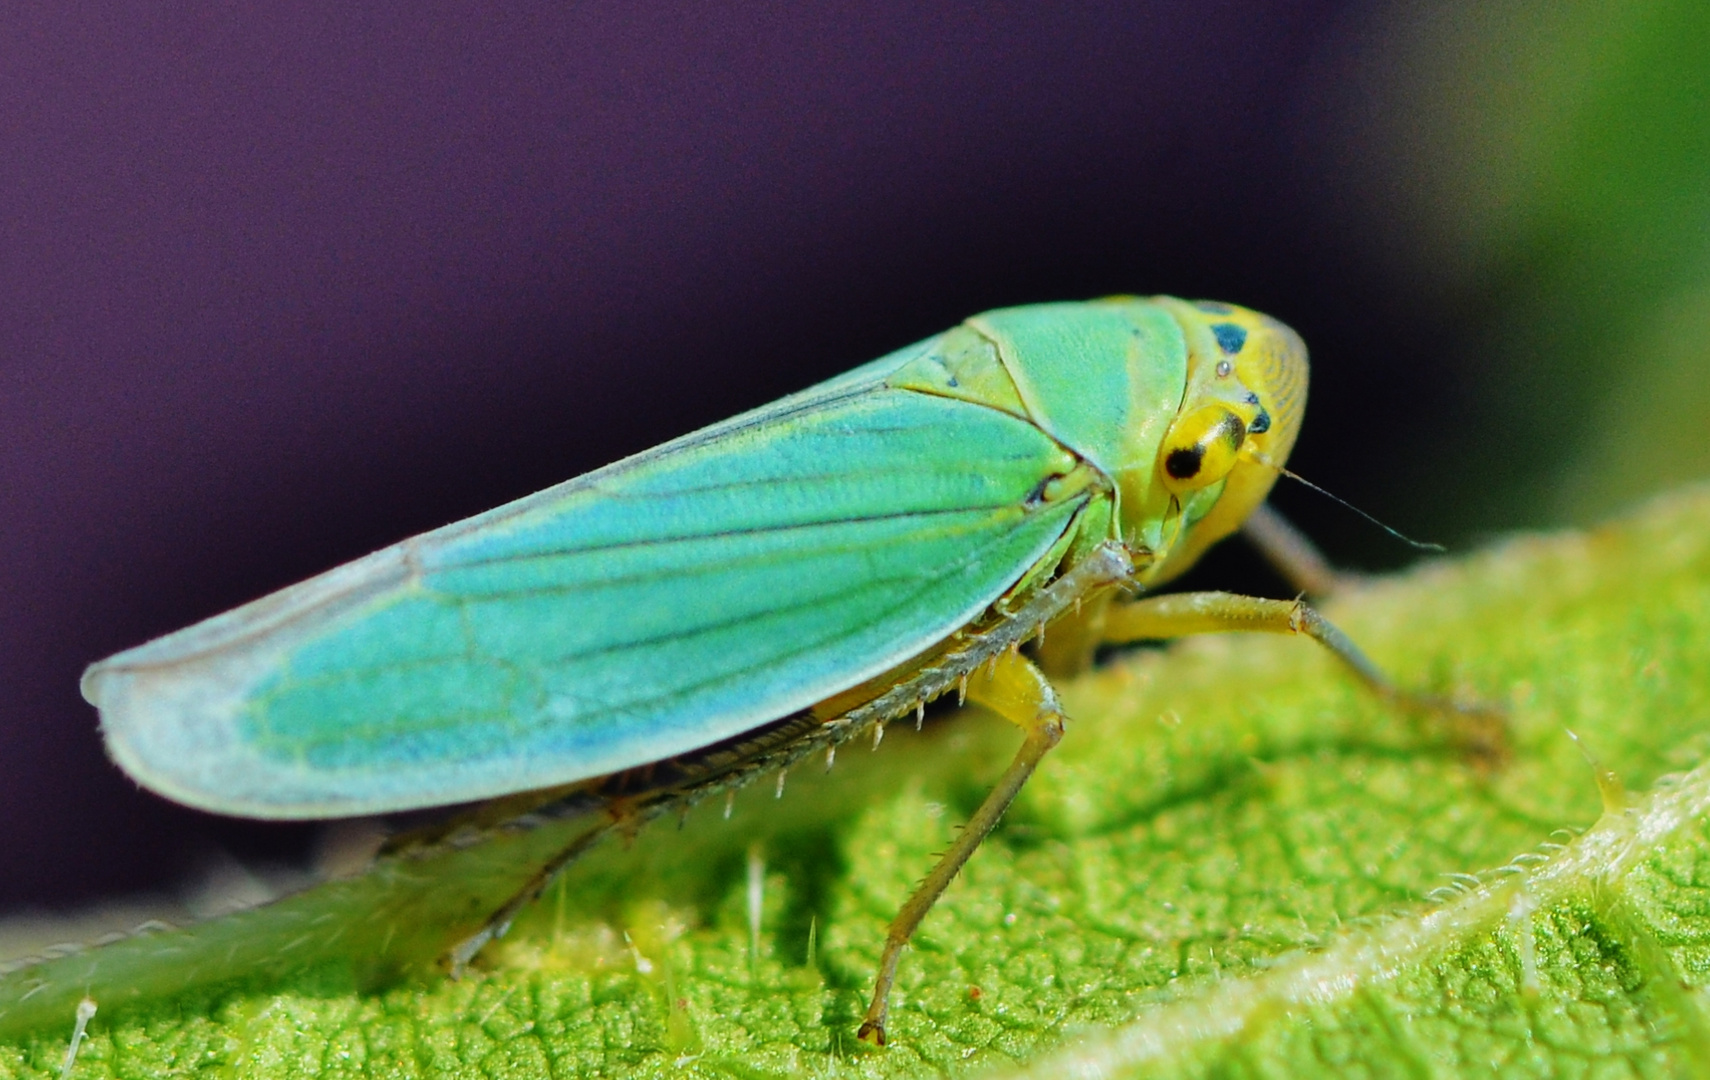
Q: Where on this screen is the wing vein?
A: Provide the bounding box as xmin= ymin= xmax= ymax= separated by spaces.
xmin=433 ymin=500 xmax=1035 ymax=571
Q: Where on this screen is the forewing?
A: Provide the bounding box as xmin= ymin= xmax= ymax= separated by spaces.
xmin=87 ymin=388 xmax=1084 ymax=817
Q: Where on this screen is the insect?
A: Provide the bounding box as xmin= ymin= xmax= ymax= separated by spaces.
xmin=83 ymin=296 xmax=1474 ymax=1045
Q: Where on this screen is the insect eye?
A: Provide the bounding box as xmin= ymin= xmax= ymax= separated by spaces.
xmin=1159 ymin=405 xmax=1247 ymax=495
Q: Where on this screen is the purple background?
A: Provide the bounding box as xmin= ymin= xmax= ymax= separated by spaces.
xmin=2 ymin=3 xmax=1473 ymax=911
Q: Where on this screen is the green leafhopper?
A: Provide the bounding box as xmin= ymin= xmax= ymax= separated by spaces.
xmin=83 ymin=296 xmax=1466 ymax=1044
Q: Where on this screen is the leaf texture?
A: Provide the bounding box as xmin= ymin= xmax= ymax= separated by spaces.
xmin=5 ymin=485 xmax=1710 ymax=1078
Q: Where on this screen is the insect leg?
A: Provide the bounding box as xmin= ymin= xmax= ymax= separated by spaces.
xmin=1239 ymin=502 xmax=1353 ymax=597
xmin=857 ymin=648 xmax=1067 ymax=1046
xmin=1100 ymin=591 xmax=1506 ymax=760
xmin=1032 ymin=590 xmax=1112 ymax=679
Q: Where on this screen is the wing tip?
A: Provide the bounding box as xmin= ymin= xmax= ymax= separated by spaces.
xmin=97 ymin=700 xmax=380 ymax=821
xmin=79 ymin=659 xmax=108 ymax=709
xmin=83 ymin=660 xmax=328 ymax=820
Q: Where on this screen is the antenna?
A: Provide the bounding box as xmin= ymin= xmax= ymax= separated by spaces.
xmin=1242 ymin=448 xmax=1445 ymax=553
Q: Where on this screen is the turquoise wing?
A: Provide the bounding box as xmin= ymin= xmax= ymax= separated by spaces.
xmin=85 ymin=378 xmax=1088 ymax=818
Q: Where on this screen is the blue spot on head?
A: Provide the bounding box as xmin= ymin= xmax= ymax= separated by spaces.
xmin=1210 ymin=323 xmax=1247 ymax=355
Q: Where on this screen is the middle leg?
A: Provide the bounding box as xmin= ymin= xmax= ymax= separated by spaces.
xmin=856 ymin=647 xmax=1069 ymax=1046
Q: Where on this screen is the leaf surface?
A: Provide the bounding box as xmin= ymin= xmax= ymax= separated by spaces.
xmin=5 ymin=486 xmax=1710 ymax=1078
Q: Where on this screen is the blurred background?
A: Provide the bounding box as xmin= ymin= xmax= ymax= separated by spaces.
xmin=3 ymin=1 xmax=1708 ymax=921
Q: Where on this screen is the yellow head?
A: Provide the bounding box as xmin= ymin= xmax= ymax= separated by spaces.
xmin=1143 ymin=298 xmax=1308 ymax=584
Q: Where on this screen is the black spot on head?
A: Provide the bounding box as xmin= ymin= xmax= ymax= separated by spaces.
xmin=1249 ymin=410 xmax=1271 ymax=434
xmin=1211 ymin=323 xmax=1248 ymax=355
xmin=1165 ymin=446 xmax=1204 ymax=479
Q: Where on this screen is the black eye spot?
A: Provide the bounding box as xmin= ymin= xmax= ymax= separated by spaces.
xmin=1211 ymin=323 xmax=1248 ymax=355
xmin=1249 ymin=410 xmax=1271 ymax=434
xmin=1165 ymin=446 xmax=1204 ymax=479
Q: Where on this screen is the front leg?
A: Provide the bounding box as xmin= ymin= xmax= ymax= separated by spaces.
xmin=1239 ymin=502 xmax=1353 ymax=598
xmin=1101 ymin=591 xmax=1506 ymax=761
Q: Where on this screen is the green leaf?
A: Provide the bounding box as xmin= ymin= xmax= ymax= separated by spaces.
xmin=5 ymin=485 xmax=1710 ymax=1078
